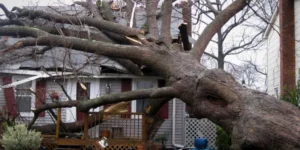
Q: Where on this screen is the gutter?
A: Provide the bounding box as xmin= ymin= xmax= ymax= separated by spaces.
xmin=172 ymin=98 xmax=185 ymax=149
xmin=1 ymin=72 xmax=73 ymax=89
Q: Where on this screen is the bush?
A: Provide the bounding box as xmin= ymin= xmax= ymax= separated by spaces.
xmin=281 ymin=83 xmax=300 ymax=107
xmin=216 ymin=126 xmax=231 ymax=150
xmin=1 ymin=124 xmax=42 ymax=150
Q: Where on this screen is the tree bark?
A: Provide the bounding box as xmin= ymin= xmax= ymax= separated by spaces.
xmin=217 ymin=30 xmax=225 ymax=69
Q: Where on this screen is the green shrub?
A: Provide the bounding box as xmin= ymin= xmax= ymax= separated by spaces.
xmin=154 ymin=132 xmax=169 ymax=145
xmin=1 ymin=124 xmax=42 ymax=150
xmin=216 ymin=126 xmax=231 ymax=150
xmin=281 ymin=83 xmax=300 ymax=107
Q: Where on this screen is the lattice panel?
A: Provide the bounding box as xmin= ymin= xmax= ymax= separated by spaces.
xmin=40 ymin=143 xmax=57 ymax=150
xmin=83 ymin=145 xmax=139 ymax=150
xmin=185 ymin=118 xmax=217 ymax=149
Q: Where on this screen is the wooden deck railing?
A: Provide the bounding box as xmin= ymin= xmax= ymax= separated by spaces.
xmin=54 ymin=108 xmax=147 ymax=142
xmin=41 ymin=109 xmax=160 ymax=149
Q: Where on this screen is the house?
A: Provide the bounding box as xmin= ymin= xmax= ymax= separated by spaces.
xmin=0 ymin=2 xmax=216 ymax=149
xmin=264 ymin=0 xmax=300 ymax=99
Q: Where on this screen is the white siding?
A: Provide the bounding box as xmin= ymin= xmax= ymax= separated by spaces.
xmin=0 ymin=74 xmax=68 ymax=126
xmin=155 ymin=99 xmax=186 ymax=148
xmin=100 ymin=79 xmax=121 ymax=95
xmin=266 ymin=15 xmax=280 ymax=97
xmin=295 ymin=0 xmax=300 ymax=83
xmin=19 ymin=79 xmax=68 ymax=126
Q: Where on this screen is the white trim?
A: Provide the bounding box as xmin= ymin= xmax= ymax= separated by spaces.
xmin=66 ymin=79 xmax=77 ymax=122
xmin=84 ymin=78 xmax=102 ymax=112
xmin=0 ymin=69 xmax=74 ymax=76
xmin=0 ymin=69 xmax=42 ymax=75
xmin=69 ymin=74 xmax=163 ymax=79
xmin=1 ymin=70 xmax=74 ymax=89
xmin=2 ymin=75 xmax=42 ymax=89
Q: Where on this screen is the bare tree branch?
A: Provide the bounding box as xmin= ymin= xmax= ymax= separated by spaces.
xmin=75 ymin=0 xmax=103 ymax=20
xmin=190 ymin=0 xmax=249 ymax=60
xmin=224 ymin=30 xmax=263 ymax=56
xmin=204 ymin=51 xmax=218 ymax=60
xmin=204 ymin=0 xmax=220 ymax=14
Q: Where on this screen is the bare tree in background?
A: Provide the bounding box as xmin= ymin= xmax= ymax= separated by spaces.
xmin=191 ymin=0 xmax=277 ymax=69
xmin=227 ymin=61 xmax=267 ymax=90
xmin=0 ymin=0 xmax=299 ymax=149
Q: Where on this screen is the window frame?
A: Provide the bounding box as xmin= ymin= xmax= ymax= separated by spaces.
xmin=131 ymin=79 xmax=158 ymax=113
xmin=13 ymin=76 xmax=36 ymax=117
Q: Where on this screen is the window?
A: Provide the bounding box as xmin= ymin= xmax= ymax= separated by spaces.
xmin=132 ymin=79 xmax=157 ymax=113
xmin=136 ymin=81 xmax=153 ymax=112
xmin=14 ymin=78 xmax=35 ymax=116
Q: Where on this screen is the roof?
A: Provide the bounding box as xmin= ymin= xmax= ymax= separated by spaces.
xmin=0 ymin=36 xmax=127 ymax=75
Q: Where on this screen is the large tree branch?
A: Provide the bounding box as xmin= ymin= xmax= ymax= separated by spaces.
xmin=0 ymin=19 xmax=25 ymax=26
xmin=0 ymin=26 xmax=153 ymax=63
xmin=146 ymin=0 xmax=159 ymax=40
xmin=160 ymin=0 xmax=173 ymax=45
xmin=75 ymin=1 xmax=103 ymax=20
xmin=10 ymin=7 xmax=143 ymax=36
xmin=72 ymin=1 xmax=143 ymax=75
xmin=143 ymin=97 xmax=172 ymax=116
xmin=0 ymin=19 xmax=143 ymax=75
xmin=31 ymin=86 xmax=177 ymax=117
xmin=78 ymin=86 xmax=178 ymax=112
xmin=190 ymin=0 xmax=250 ymax=60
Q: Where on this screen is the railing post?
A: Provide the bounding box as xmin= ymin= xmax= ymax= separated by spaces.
xmin=55 ymin=108 xmax=61 ymax=139
xmin=84 ymin=112 xmax=89 ymax=140
xmin=142 ymin=113 xmax=147 ymax=142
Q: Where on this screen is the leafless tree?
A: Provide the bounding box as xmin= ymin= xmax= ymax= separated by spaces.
xmin=191 ymin=0 xmax=277 ymax=69
xmin=0 ymin=0 xmax=299 ymax=149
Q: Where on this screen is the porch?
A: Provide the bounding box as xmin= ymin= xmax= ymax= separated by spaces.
xmin=40 ymin=108 xmax=162 ymax=150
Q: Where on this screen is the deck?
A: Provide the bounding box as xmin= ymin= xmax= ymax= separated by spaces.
xmin=40 ymin=108 xmax=162 ymax=150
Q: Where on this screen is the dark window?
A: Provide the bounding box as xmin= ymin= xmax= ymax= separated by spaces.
xmin=136 ymin=81 xmax=153 ymax=112
xmin=15 ymin=81 xmax=33 ymax=113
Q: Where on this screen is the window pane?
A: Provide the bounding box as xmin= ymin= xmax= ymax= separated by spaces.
xmin=16 ymin=81 xmax=32 ymax=95
xmin=16 ymin=96 xmax=31 ymax=112
xmin=136 ymin=100 xmax=149 ymax=112
xmin=136 ymin=81 xmax=153 ymax=112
